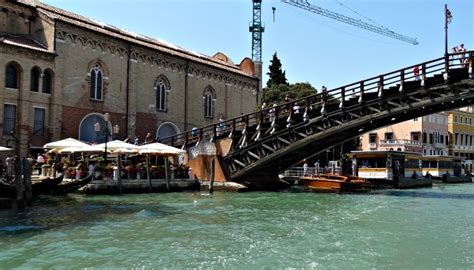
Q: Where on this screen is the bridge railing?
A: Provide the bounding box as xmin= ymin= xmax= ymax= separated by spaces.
xmin=159 ymin=51 xmax=473 ymax=147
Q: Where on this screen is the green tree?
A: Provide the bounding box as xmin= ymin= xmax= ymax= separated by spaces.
xmin=266 ymin=52 xmax=288 ymax=88
xmin=262 ymin=82 xmax=317 ymax=105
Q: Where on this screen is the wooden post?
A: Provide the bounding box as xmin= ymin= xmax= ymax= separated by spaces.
xmin=421 ymin=63 xmax=427 ymax=87
xmin=23 ymin=158 xmax=32 ymax=206
xmin=146 ymin=155 xmax=152 ymax=192
xmin=14 ymin=157 xmax=24 ymax=210
xmin=165 ymin=158 xmax=170 ymax=191
xmin=117 ymin=155 xmax=122 ymax=194
xmin=358 ymin=81 xmax=364 ymax=103
xmin=339 ymin=87 xmax=345 ymax=109
xmin=209 ymin=158 xmax=215 ymax=194
xmin=378 ymin=75 xmax=384 ymax=97
xmin=399 ymin=69 xmax=405 ymax=92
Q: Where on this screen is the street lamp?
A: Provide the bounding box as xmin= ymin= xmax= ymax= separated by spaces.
xmin=94 ymin=113 xmax=119 ymax=160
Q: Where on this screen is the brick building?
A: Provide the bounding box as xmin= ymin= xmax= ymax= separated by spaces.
xmin=0 ymin=0 xmax=260 ymax=157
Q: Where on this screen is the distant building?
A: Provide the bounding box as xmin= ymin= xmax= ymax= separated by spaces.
xmin=0 ymin=0 xmax=260 ymax=157
xmin=447 ymin=106 xmax=474 ymax=171
xmin=360 ymin=112 xmax=449 ymax=156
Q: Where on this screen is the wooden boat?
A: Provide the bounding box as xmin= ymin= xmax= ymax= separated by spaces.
xmin=300 ymin=174 xmax=371 ymax=192
xmin=51 ymin=172 xmax=94 ymax=195
xmin=32 ymin=173 xmax=64 ymax=196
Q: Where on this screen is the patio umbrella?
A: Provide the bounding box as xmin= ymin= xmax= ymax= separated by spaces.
xmin=0 ymin=146 xmax=13 ymax=151
xmin=58 ymin=145 xmax=108 ymax=154
xmin=96 ymin=140 xmax=140 ymax=151
xmin=138 ymin=142 xmax=186 ymax=155
xmin=112 ymin=148 xmax=138 ymax=154
xmin=43 ymin=138 xmax=90 ymax=150
xmin=138 ymin=143 xmax=185 ymax=192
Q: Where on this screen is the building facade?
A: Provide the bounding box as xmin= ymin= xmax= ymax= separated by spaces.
xmin=1 ymin=0 xmax=259 ymax=157
xmin=448 ymin=107 xmax=474 ymax=171
xmin=360 ymin=113 xmax=449 ymax=156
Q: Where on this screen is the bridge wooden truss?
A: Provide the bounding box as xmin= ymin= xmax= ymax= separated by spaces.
xmin=160 ymin=52 xmax=474 ymax=189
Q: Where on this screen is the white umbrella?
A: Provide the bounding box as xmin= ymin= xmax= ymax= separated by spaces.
xmin=44 ymin=138 xmax=90 ymax=150
xmin=138 ymin=142 xmax=186 ymax=155
xmin=96 ymin=140 xmax=139 ymax=151
xmin=59 ymin=145 xmax=108 ymax=154
xmin=0 ymin=146 xmax=13 ymax=151
xmin=112 ymin=147 xmax=138 ymax=154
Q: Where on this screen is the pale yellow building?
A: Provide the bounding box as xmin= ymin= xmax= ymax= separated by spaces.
xmin=360 ymin=113 xmax=449 ymax=156
xmin=0 ymin=0 xmax=259 ymax=157
xmin=447 ymin=106 xmax=474 ymax=171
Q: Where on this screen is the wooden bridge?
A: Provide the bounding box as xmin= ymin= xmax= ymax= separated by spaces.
xmin=159 ymin=52 xmax=474 ymax=189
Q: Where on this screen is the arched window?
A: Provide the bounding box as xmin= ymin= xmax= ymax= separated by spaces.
xmin=42 ymin=69 xmax=53 ymax=94
xmin=5 ymin=64 xmax=19 ymax=89
xmin=203 ymin=87 xmax=215 ymax=119
xmin=30 ymin=66 xmax=41 ymax=92
xmin=90 ymin=64 xmax=103 ymax=100
xmin=79 ymin=113 xmax=109 ymax=143
xmin=154 ymin=78 xmax=168 ymax=111
xmin=156 ymin=122 xmax=179 ymax=141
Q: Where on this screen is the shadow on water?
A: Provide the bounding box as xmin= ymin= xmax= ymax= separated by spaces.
xmin=0 ymin=193 xmax=186 ymax=237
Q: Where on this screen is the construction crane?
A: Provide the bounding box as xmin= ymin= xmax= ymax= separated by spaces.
xmin=280 ymin=0 xmax=419 ymax=45
xmin=249 ymin=0 xmax=265 ymax=63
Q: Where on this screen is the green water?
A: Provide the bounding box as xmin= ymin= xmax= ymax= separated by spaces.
xmin=1 ymin=184 xmax=474 ymax=269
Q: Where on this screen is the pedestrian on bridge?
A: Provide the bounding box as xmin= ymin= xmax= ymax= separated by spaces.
xmin=413 ymin=66 xmax=420 ymax=81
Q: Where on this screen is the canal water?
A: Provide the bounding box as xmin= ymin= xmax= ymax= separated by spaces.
xmin=1 ymin=183 xmax=473 ymax=269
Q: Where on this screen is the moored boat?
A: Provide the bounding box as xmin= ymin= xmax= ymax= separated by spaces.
xmin=51 ymin=172 xmax=94 ymax=195
xmin=300 ymin=174 xmax=371 ymax=193
xmin=32 ymin=173 xmax=64 ymax=196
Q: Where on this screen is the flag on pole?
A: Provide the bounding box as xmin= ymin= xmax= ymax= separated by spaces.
xmin=446 ymin=8 xmax=453 ymax=24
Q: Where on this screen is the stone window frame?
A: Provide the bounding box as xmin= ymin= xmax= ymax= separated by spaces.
xmin=203 ymin=86 xmax=216 ymax=119
xmin=5 ymin=62 xmax=22 ymax=90
xmin=30 ymin=66 xmax=41 ymax=92
xmin=86 ymin=61 xmax=109 ymax=102
xmin=154 ymin=76 xmax=171 ymax=112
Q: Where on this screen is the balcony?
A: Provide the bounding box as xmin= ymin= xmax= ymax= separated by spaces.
xmin=379 ymin=139 xmax=422 ymax=147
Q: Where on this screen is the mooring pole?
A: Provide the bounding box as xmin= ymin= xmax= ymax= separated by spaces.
xmin=146 ymin=155 xmax=152 ymax=192
xmin=209 ymin=158 xmax=215 ymax=194
xmin=165 ymin=158 xmax=170 ymax=191
xmin=117 ymin=154 xmax=122 ymax=195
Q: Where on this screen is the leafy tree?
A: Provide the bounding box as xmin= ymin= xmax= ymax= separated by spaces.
xmin=266 ymin=52 xmax=288 ymax=87
xmin=262 ymin=82 xmax=317 ymax=105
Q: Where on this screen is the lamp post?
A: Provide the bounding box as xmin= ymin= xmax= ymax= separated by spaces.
xmin=94 ymin=113 xmax=119 ymax=161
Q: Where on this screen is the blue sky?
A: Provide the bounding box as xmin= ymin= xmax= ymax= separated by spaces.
xmin=42 ymin=0 xmax=473 ymax=90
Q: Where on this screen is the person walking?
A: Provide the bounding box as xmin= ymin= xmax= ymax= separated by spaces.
xmin=413 ymin=66 xmax=420 ymax=81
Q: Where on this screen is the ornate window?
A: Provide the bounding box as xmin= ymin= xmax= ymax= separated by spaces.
xmin=30 ymin=66 xmax=41 ymax=92
xmin=90 ymin=64 xmax=103 ymax=100
xmin=203 ymin=87 xmax=215 ymax=119
xmin=154 ymin=77 xmax=169 ymax=111
xmin=42 ymin=69 xmax=53 ymax=94
xmin=3 ymin=104 xmax=16 ymax=135
xmin=5 ymin=64 xmax=19 ymax=89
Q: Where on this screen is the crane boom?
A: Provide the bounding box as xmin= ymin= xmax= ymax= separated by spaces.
xmin=281 ymin=0 xmax=418 ymax=45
